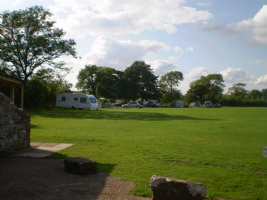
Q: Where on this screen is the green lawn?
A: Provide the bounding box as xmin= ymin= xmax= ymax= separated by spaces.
xmin=27 ymin=107 xmax=267 ymax=200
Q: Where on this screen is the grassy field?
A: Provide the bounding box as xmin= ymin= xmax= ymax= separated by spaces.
xmin=27 ymin=107 xmax=267 ymax=200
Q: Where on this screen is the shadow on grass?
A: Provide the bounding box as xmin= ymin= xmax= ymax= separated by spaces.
xmin=45 ymin=152 xmax=117 ymax=174
xmin=28 ymin=108 xmax=219 ymax=121
xmin=30 ymin=124 xmax=43 ymax=129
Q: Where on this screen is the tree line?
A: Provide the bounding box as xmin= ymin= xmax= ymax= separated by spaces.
xmin=1 ymin=6 xmax=267 ymax=108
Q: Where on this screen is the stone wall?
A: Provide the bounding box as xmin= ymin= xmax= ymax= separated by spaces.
xmin=0 ymin=92 xmax=31 ymax=156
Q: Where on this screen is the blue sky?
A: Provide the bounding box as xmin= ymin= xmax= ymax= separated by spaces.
xmin=1 ymin=0 xmax=267 ymax=94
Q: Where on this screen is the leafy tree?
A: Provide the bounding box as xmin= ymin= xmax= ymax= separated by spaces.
xmin=95 ymin=67 xmax=120 ymax=99
xmin=76 ymin=65 xmax=103 ymax=95
xmin=123 ymin=61 xmax=158 ymax=101
xmin=184 ymin=91 xmax=198 ymax=105
xmin=187 ymin=74 xmax=225 ymax=102
xmin=227 ymin=83 xmax=247 ymax=98
xmin=0 ymin=6 xmax=76 ymax=81
xmin=247 ymin=89 xmax=262 ymax=100
xmin=261 ymin=89 xmax=267 ymax=100
xmin=159 ymin=71 xmax=183 ymax=102
xmin=24 ymin=67 xmax=72 ymax=107
xmin=76 ymin=65 xmax=123 ymax=99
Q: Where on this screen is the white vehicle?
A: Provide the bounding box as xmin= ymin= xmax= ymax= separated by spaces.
xmin=56 ymin=93 xmax=100 ymax=110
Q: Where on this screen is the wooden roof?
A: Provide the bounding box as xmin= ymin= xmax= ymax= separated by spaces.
xmin=0 ymin=72 xmax=26 ymax=86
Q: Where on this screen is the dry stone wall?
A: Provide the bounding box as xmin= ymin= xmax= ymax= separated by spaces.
xmin=0 ymin=92 xmax=31 ymax=156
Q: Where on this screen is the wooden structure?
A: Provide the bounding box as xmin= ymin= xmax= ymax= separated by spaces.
xmin=0 ymin=72 xmax=25 ymax=109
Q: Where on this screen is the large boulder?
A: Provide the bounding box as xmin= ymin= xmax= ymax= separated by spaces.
xmin=64 ymin=157 xmax=97 ymax=175
xmin=150 ymin=175 xmax=207 ymax=200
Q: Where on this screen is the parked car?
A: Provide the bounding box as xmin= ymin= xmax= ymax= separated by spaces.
xmin=155 ymin=103 xmax=163 ymax=107
xmin=202 ymin=101 xmax=213 ymax=108
xmin=143 ymin=102 xmax=156 ymax=107
xmin=122 ymin=101 xmax=143 ymax=108
xmin=214 ymin=102 xmax=221 ymax=108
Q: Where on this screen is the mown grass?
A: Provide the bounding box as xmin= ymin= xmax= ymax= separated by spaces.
xmin=27 ymin=107 xmax=267 ymax=200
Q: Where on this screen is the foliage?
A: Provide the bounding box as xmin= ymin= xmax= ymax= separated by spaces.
xmin=0 ymin=6 xmax=76 ymax=81
xmin=186 ymin=74 xmax=225 ymax=103
xmin=28 ymin=107 xmax=267 ymax=199
xmin=24 ymin=67 xmax=72 ymax=108
xmin=122 ymin=61 xmax=158 ymax=101
xmin=227 ymin=83 xmax=247 ymax=98
xmin=247 ymin=89 xmax=262 ymax=100
xmin=159 ymin=71 xmax=183 ymax=102
xmin=76 ymin=65 xmax=122 ymax=99
xmin=261 ymin=89 xmax=267 ymax=100
xmin=76 ymin=65 xmax=103 ymax=95
xmin=160 ymin=88 xmax=182 ymax=103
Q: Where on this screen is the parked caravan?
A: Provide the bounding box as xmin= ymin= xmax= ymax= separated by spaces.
xmin=56 ymin=93 xmax=100 ymax=110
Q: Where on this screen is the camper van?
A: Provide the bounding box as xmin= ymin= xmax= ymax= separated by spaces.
xmin=56 ymin=93 xmax=100 ymax=110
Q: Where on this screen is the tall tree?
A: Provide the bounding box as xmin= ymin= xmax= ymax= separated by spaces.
xmin=186 ymin=74 xmax=225 ymax=103
xmin=227 ymin=83 xmax=247 ymax=98
xmin=123 ymin=61 xmax=158 ymax=101
xmin=95 ymin=67 xmax=120 ymax=99
xmin=76 ymin=65 xmax=103 ymax=95
xmin=0 ymin=6 xmax=76 ymax=81
xmin=159 ymin=71 xmax=183 ymax=102
xmin=261 ymin=89 xmax=267 ymax=100
xmin=247 ymin=89 xmax=262 ymax=100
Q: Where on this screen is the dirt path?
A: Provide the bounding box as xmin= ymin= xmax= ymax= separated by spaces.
xmin=0 ymin=157 xmax=150 ymax=200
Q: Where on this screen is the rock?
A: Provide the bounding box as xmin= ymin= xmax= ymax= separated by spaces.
xmin=64 ymin=157 xmax=97 ymax=175
xmin=9 ymin=119 xmax=14 ymax=125
xmin=150 ymin=175 xmax=207 ymax=200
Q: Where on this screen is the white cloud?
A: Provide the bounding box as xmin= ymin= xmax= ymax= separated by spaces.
xmin=220 ymin=68 xmax=254 ymax=83
xmin=51 ymin=0 xmax=213 ymax=37
xmin=247 ymin=60 xmax=267 ymax=65
xmin=197 ymin=3 xmax=210 ymax=6
xmin=174 ymin=46 xmax=184 ymax=54
xmin=186 ymin=47 xmax=194 ymax=52
xmin=196 ymin=5 xmax=267 ymax=46
xmin=148 ymin=60 xmax=178 ymax=76
xmin=168 ymin=56 xmax=179 ymax=62
xmin=254 ymin=74 xmax=267 ymax=85
xmin=62 ymin=36 xmax=170 ymax=87
xmin=186 ymin=67 xmax=210 ymax=78
xmin=170 ymin=46 xmax=184 ymax=62
xmin=82 ymin=36 xmax=170 ymax=70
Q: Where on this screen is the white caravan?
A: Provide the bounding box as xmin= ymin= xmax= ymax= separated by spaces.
xmin=56 ymin=93 xmax=100 ymax=110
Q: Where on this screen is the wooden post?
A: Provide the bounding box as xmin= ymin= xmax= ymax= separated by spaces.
xmin=10 ymin=85 xmax=15 ymax=103
xmin=20 ymin=84 xmax=24 ymax=110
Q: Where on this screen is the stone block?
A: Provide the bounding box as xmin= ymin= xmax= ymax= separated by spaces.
xmin=64 ymin=157 xmax=97 ymax=175
xmin=0 ymin=139 xmax=6 ymax=146
xmin=150 ymin=175 xmax=207 ymax=200
xmin=12 ymin=134 xmax=18 ymax=141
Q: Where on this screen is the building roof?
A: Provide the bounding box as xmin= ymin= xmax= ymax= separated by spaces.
xmin=0 ymin=72 xmax=26 ymax=86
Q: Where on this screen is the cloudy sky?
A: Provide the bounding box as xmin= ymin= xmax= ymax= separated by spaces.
xmin=1 ymin=0 xmax=267 ymax=94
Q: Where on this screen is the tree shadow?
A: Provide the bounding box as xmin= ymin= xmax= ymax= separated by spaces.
xmin=27 ymin=108 xmax=219 ymax=121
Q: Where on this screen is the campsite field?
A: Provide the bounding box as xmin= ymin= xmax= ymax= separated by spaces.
xmin=27 ymin=107 xmax=267 ymax=200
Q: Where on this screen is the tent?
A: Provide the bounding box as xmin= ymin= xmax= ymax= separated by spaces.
xmin=203 ymin=101 xmax=213 ymax=108
xmin=170 ymin=101 xmax=185 ymax=108
xmin=189 ymin=101 xmax=202 ymax=108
